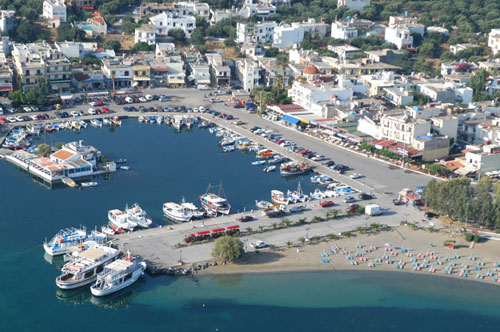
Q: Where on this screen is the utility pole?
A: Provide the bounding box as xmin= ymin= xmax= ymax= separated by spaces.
xmin=259 ymin=90 xmax=262 ymax=115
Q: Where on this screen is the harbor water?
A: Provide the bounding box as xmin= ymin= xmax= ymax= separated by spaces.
xmin=1 ymin=121 xmax=500 ymax=331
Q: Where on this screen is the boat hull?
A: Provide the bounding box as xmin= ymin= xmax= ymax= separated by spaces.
xmin=90 ymin=263 xmax=146 ymax=297
xmin=163 ymin=210 xmax=192 ymax=222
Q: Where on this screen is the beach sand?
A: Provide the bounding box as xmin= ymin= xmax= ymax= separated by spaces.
xmin=198 ymin=223 xmax=500 ymax=285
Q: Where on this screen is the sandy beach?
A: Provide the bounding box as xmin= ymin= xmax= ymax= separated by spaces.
xmin=199 ymin=223 xmax=500 ymax=285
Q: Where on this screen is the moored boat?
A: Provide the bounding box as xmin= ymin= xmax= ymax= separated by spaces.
xmin=251 ymin=160 xmax=266 ymax=166
xmin=280 ymin=162 xmax=311 ymax=177
xmin=55 ymin=245 xmax=120 ymax=289
xmin=181 ymin=201 xmax=205 ymax=219
xmin=200 ymin=183 xmax=231 ymax=215
xmin=81 ymin=181 xmax=98 ymax=187
xmin=90 ymin=254 xmax=146 ymax=297
xmin=90 ymin=119 xmax=102 ymax=127
xmin=43 ymin=227 xmax=88 ymax=256
xmin=125 ymin=203 xmax=152 ymax=228
xmin=255 ymin=200 xmax=273 ymax=209
xmin=271 ymin=190 xmax=290 ymax=205
xmin=263 ymin=165 xmax=276 ymax=173
xmin=102 ymin=118 xmax=111 ymax=126
xmin=108 ymin=209 xmax=137 ymax=231
xmin=163 ymin=202 xmax=193 ymax=222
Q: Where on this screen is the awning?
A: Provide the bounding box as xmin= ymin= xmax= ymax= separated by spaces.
xmin=226 ymin=225 xmax=240 ymax=230
xmin=454 ymin=167 xmax=476 ymax=176
xmin=196 ymin=231 xmax=210 ymax=235
xmin=282 ymin=115 xmax=300 ymax=125
xmin=212 ymin=228 xmax=225 ymax=233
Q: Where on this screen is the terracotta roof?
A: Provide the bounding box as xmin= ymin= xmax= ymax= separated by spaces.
xmin=303 ymin=64 xmax=320 ymax=75
xmin=51 ymin=150 xmax=75 ymax=160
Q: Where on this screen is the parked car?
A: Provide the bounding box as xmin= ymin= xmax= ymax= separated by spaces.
xmin=325 ymin=161 xmax=335 ymax=167
xmin=239 ymin=216 xmax=254 ymax=222
xmin=70 ymin=111 xmax=79 ymax=117
xmin=88 ymin=108 xmax=97 ymax=115
xmin=311 ymin=154 xmax=326 ymax=161
xmin=250 ymin=241 xmax=268 ymax=249
xmin=349 ymin=173 xmax=363 ymax=179
xmin=343 ymin=196 xmax=356 ymax=203
xmin=358 ymin=193 xmax=373 ymax=200
xmin=289 ymin=205 xmax=306 ymax=213
xmin=346 ymin=204 xmax=360 ymax=213
xmin=424 ymin=212 xmax=437 ymax=219
xmin=320 ymin=201 xmax=335 ymax=208
xmin=102 ymin=107 xmax=112 ymax=113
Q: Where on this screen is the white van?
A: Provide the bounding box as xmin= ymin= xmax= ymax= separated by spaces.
xmin=125 ymin=96 xmax=133 ymax=104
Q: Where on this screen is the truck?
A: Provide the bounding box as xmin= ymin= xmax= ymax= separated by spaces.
xmin=365 ymin=204 xmax=382 ymax=216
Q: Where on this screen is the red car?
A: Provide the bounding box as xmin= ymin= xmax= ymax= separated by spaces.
xmin=0 ymin=117 xmax=7 ymax=124
xmin=101 ymin=107 xmax=112 ymax=113
xmin=320 ymin=201 xmax=335 ymax=208
xmin=96 ymin=100 xmax=103 ymax=106
xmin=299 ymin=149 xmax=312 ymax=155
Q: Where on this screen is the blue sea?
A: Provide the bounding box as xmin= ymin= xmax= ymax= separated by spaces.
xmin=1 ymin=121 xmax=500 ymax=331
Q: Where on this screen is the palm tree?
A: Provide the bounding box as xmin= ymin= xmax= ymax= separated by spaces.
xmin=332 ymin=209 xmax=339 ymax=219
xmin=299 ymin=237 xmax=305 ymax=245
xmin=111 ymin=70 xmax=116 ymax=97
xmin=258 ymin=225 xmax=265 ymax=233
xmin=286 ymin=241 xmax=292 ymax=248
xmin=245 ymin=227 xmax=252 ymax=234
xmin=271 ymin=222 xmax=277 ymax=230
xmin=275 ymin=54 xmax=288 ymax=97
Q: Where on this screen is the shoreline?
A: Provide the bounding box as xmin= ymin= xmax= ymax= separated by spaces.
xmin=197 ymin=225 xmax=500 ymax=287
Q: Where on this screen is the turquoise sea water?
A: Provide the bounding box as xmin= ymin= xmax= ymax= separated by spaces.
xmin=1 ymin=121 xmax=500 ymax=331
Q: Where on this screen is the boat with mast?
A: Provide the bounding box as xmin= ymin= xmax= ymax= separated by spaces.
xmin=163 ymin=202 xmax=193 ymax=222
xmin=200 ymin=182 xmax=231 ymax=215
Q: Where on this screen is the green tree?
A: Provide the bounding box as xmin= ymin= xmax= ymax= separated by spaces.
xmin=132 ymin=42 xmax=154 ymax=52
xmin=15 ymin=22 xmax=38 ymax=43
xmin=54 ymin=142 xmax=65 ymax=150
xmin=211 ymin=236 xmax=244 ymax=262
xmin=37 ymin=144 xmax=52 ymax=156
xmin=224 ymin=38 xmax=236 ymax=47
xmin=8 ymin=90 xmax=24 ymax=107
xmin=300 ymin=32 xmax=314 ymax=50
xmin=265 ymin=47 xmax=280 ymax=57
xmin=190 ymin=28 xmax=205 ymax=46
xmin=419 ymin=40 xmax=441 ymax=58
xmin=168 ymin=29 xmax=186 ymax=43
xmin=104 ymin=39 xmax=121 ymax=52
xmin=38 ymin=77 xmax=52 ymax=96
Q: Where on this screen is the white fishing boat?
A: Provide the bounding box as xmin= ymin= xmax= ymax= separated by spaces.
xmin=181 ymin=201 xmax=205 ymax=219
xmin=90 ymin=254 xmax=146 ymax=297
xmin=55 ymin=245 xmax=120 ymax=289
xmin=79 ymin=120 xmax=87 ymax=128
xmin=120 ymin=166 xmax=130 ymax=170
xmin=156 ymin=115 xmax=163 ymax=125
xmin=108 ymin=209 xmax=137 ymax=231
xmin=198 ymin=121 xmax=210 ymax=128
xmin=71 ymin=121 xmax=81 ymax=130
xmin=263 ymin=165 xmax=276 ymax=173
xmin=222 ymin=145 xmax=235 ymax=153
xmin=271 ymin=190 xmax=289 ymax=205
xmin=63 ymin=240 xmax=100 ymax=262
xmin=252 ymin=160 xmax=266 ymax=166
xmin=43 ymin=227 xmax=88 ymax=256
xmin=138 ymin=116 xmax=145 ymax=123
xmin=163 ymin=202 xmax=193 ymax=222
xmin=81 ymin=181 xmax=98 ymax=187
xmin=125 ymin=203 xmax=152 ymax=228
xmin=102 ymin=118 xmax=111 ymax=126
xmin=90 ymin=119 xmax=102 ymax=127
xmin=101 ymin=225 xmax=115 ymax=236
xmin=255 ymin=200 xmax=273 ymax=209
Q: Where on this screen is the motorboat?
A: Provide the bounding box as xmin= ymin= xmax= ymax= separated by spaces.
xmin=138 ymin=116 xmax=145 ymax=123
xmin=156 ymin=115 xmax=163 ymax=125
xmin=71 ymin=121 xmax=81 ymax=130
xmin=310 ymin=189 xmax=325 ymax=200
xmin=271 ymin=190 xmax=289 ymax=205
xmin=252 ymin=160 xmax=266 ymax=166
xmin=43 ymin=227 xmax=88 ymax=256
xmin=163 ymin=202 xmax=193 ymax=222
xmin=79 ymin=120 xmax=87 ymax=128
xmin=55 ymin=244 xmax=120 ymax=289
xmin=90 ymin=254 xmax=146 ymax=297
xmin=256 ymin=151 xmax=273 ymax=160
xmin=101 ymin=225 xmax=115 ymax=236
xmin=263 ymin=165 xmax=276 ymax=173
xmin=63 ymin=240 xmax=101 ymax=262
xmin=102 ymin=118 xmax=111 ymax=126
xmin=267 ymin=156 xmax=286 ymax=165
xmin=120 ymin=166 xmax=130 ymax=170
xmin=81 ymin=181 xmax=98 ymax=187
xmin=125 ymin=203 xmax=152 ymax=228
xmin=90 ymin=119 xmax=102 ymax=127
xmin=181 ymin=201 xmax=205 ymax=219
xmin=115 ymin=159 xmax=127 ymax=164
xmin=280 ymin=162 xmax=311 ymax=177
xmin=108 ymin=209 xmax=137 ymax=231
xmin=198 ymin=121 xmax=210 ymax=129
xmin=200 ymin=183 xmax=231 ymax=215
xmin=255 ymin=200 xmax=273 ymax=209
xmin=111 ymin=117 xmax=122 ymax=126
xmin=222 ymin=145 xmax=235 ymax=153
xmin=287 ymin=182 xmax=310 ymax=203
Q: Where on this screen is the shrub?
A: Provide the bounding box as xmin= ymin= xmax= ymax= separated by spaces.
xmin=211 ymin=236 xmax=244 ymax=262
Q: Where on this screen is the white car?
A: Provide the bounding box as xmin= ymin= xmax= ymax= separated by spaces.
xmin=89 ymin=101 xmax=97 ymax=107
xmin=6 ymin=116 xmax=16 ymax=122
xmin=71 ymin=111 xmax=79 ymax=117
xmin=23 ymin=107 xmax=31 ymax=113
xmin=199 ymin=106 xmax=205 ymax=112
xmin=30 ymin=115 xmax=38 ymax=121
xmin=289 ymin=205 xmax=306 ymax=213
xmin=349 ymin=173 xmax=363 ymax=179
xmin=16 ymin=116 xmax=25 ymax=122
xmin=193 ymin=108 xmax=199 ymax=113
xmin=311 ymin=155 xmax=326 ymax=161
xmin=250 ymin=241 xmax=269 ymax=249
xmin=139 ymin=97 xmax=147 ymax=103
xmin=145 ymin=94 xmax=153 ymax=101
xmin=125 ymin=97 xmax=133 ymax=104
xmin=88 ymin=108 xmax=96 ymax=115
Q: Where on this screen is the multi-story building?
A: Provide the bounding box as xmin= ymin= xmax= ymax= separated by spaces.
xmin=185 ymin=50 xmax=211 ymax=87
xmin=293 ymin=19 xmax=328 ymax=39
xmin=140 ymin=2 xmax=209 ymax=19
xmin=149 ymin=12 xmax=196 ymax=37
xmin=135 ymin=24 xmax=157 ymax=45
xmin=0 ymin=54 xmax=13 ymax=94
xmin=331 ymin=21 xmax=358 ymax=40
xmin=43 ymin=0 xmax=67 ymax=22
xmin=388 ymin=16 xmax=425 ymax=36
xmin=385 ymin=26 xmax=413 ymax=49
xmin=418 ymin=82 xmax=473 ymax=104
xmin=273 ymin=24 xmax=305 ymax=49
xmin=54 ymin=41 xmax=98 ymax=58
xmin=12 ymin=43 xmax=71 ymax=93
xmin=240 ymin=4 xmax=276 ymax=20
xmin=101 ymin=58 xmax=133 ymax=89
xmin=205 ymin=53 xmax=231 ymax=87
xmin=236 ymin=22 xmax=277 ymax=44
xmin=236 ymin=59 xmax=260 ymax=92
xmin=488 ymin=29 xmax=500 ymax=55
xmin=337 ymin=0 xmax=370 ymax=11
xmin=132 ymin=59 xmax=151 ymax=88
xmin=380 ymin=114 xmax=431 ymax=145
xmin=0 ymin=10 xmax=15 ymax=33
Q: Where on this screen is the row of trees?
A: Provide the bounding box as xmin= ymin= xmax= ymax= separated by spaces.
xmin=8 ymin=77 xmax=52 ymax=107
xmin=422 ymin=178 xmax=500 ymax=229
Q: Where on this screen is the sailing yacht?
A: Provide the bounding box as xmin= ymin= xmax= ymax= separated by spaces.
xmin=90 ymin=254 xmax=146 ymax=297
xmin=55 ymin=244 xmax=120 ymax=289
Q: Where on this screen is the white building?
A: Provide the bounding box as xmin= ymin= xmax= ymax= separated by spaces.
xmin=385 ymin=26 xmax=413 ymax=49
xmin=43 ymin=0 xmax=67 ymax=22
xmin=465 ymin=145 xmax=500 ymax=174
xmin=488 ymin=29 xmax=500 ymax=55
xmin=206 ymin=53 xmax=231 ymax=87
xmin=273 ymin=24 xmax=305 ymax=49
xmin=388 ymin=16 xmax=425 ymax=36
xmin=380 ymin=114 xmax=431 ymax=145
xmin=236 ymin=59 xmax=260 ymax=92
xmin=149 ymin=12 xmax=196 ymax=37
xmin=384 ymin=87 xmax=414 ymax=106
xmin=292 ymin=19 xmax=328 ymax=39
xmin=240 ymin=4 xmax=276 ymax=20
xmin=236 ymin=22 xmax=277 ymax=44
xmin=0 ymin=10 xmax=15 ymax=32
xmin=337 ymin=0 xmax=370 ymax=11
xmin=135 ymin=24 xmax=156 ymax=45
xmin=331 ymin=21 xmax=358 ymax=40
xmin=418 ymin=82 xmax=473 ymax=105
